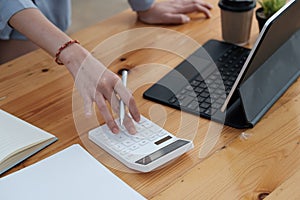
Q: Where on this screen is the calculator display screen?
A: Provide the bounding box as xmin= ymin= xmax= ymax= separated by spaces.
xmin=135 ymin=140 xmax=190 ymax=165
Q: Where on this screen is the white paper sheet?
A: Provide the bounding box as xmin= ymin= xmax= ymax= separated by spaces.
xmin=0 ymin=144 xmax=146 ymax=200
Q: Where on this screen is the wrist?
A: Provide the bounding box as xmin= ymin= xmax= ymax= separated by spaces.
xmin=129 ymin=0 xmax=154 ymax=12
xmin=58 ymin=43 xmax=90 ymax=77
xmin=55 ymin=40 xmax=80 ymax=65
xmin=136 ymin=4 xmax=156 ymax=24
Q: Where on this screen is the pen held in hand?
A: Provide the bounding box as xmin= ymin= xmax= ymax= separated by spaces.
xmin=119 ymin=70 xmax=128 ymax=126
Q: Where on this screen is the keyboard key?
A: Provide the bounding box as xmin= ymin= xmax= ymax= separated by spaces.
xmin=186 ymin=91 xmax=197 ymax=98
xmin=195 ymin=75 xmax=204 ymax=82
xmin=199 ymin=91 xmax=210 ymax=98
xmin=216 ymin=98 xmax=226 ymax=104
xmin=214 ymin=89 xmax=226 ymax=95
xmin=191 ymin=80 xmax=200 ymax=87
xmin=200 ymin=102 xmax=210 ymax=109
xmin=210 ymin=93 xmax=220 ymax=100
xmin=185 ymin=85 xmax=193 ymax=91
xmin=179 ymin=96 xmax=194 ymax=107
xmin=180 ymin=89 xmax=187 ymax=94
xmin=199 ymin=82 xmax=207 ymax=88
xmin=168 ymin=96 xmax=177 ymax=104
xmin=205 ymin=79 xmax=214 ymax=84
xmin=176 ymin=94 xmax=185 ymax=100
xmin=197 ymin=96 xmax=206 ymax=103
xmin=194 ymin=87 xmax=204 ymax=94
xmin=211 ymin=103 xmax=222 ymax=109
xmin=187 ymin=100 xmax=200 ymax=110
xmin=208 ymin=83 xmax=219 ymax=89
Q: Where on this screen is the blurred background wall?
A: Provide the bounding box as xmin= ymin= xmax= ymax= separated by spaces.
xmin=69 ymin=0 xmax=129 ymax=33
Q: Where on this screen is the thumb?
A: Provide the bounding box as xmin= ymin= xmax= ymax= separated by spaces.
xmin=84 ymin=98 xmax=93 ymax=117
xmin=162 ymin=13 xmax=190 ymax=24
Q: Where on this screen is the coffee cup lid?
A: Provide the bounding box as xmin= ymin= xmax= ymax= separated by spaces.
xmin=218 ymin=0 xmax=256 ymax=12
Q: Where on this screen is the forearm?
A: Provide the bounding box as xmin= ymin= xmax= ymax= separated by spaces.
xmin=9 ymin=8 xmax=70 ymax=56
xmin=9 ymin=8 xmax=88 ymax=76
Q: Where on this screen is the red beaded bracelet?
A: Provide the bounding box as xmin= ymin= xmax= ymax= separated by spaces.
xmin=55 ymin=40 xmax=80 ymax=65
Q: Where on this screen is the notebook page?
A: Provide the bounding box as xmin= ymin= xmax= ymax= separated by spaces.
xmin=0 ymin=110 xmax=55 ymax=162
xmin=0 ymin=144 xmax=146 ymax=200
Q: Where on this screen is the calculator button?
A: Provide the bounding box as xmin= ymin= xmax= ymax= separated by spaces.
xmin=106 ymin=137 xmax=118 ymax=145
xmin=139 ymin=117 xmax=147 ymax=123
xmin=140 ymin=130 xmax=152 ymax=137
xmin=122 ymin=140 xmax=135 ymax=147
xmin=149 ymin=134 xmax=159 ymax=141
xmin=151 ymin=126 xmax=163 ymax=132
xmin=125 ymin=153 xmax=135 ymax=160
xmin=92 ymin=129 xmax=102 ymax=136
xmin=142 ymin=122 xmax=153 ymax=128
xmin=138 ymin=140 xmax=149 ymax=146
xmin=131 ymin=136 xmax=142 ymax=142
xmin=158 ymin=130 xmax=168 ymax=137
xmin=120 ymin=149 xmax=131 ymax=156
xmin=112 ymin=143 xmax=126 ymax=151
xmin=129 ymin=144 xmax=139 ymax=151
xmin=136 ymin=125 xmax=143 ymax=132
xmin=113 ymin=134 xmax=128 ymax=142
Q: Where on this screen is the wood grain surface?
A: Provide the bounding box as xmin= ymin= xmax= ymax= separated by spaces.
xmin=1 ymin=0 xmax=300 ymax=199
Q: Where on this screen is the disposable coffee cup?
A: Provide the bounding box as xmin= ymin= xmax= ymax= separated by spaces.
xmin=218 ymin=0 xmax=256 ymax=45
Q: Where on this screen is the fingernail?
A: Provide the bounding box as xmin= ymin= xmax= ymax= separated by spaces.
xmin=135 ymin=114 xmax=141 ymax=122
xmin=129 ymin=127 xmax=136 ymax=134
xmin=112 ymin=127 xmax=119 ymax=134
xmin=183 ymin=16 xmax=190 ymax=23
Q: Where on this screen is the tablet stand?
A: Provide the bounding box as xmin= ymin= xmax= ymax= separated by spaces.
xmin=225 ymin=29 xmax=300 ymax=128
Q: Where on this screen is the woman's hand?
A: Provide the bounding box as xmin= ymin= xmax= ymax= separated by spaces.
xmin=137 ymin=0 xmax=213 ymax=24
xmin=60 ymin=44 xmax=141 ymax=134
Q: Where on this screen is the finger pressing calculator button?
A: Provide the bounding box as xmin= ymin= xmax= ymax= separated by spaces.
xmin=88 ymin=115 xmax=194 ymax=172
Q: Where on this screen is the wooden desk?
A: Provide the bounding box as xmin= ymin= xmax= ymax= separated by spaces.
xmin=1 ymin=0 xmax=300 ymax=199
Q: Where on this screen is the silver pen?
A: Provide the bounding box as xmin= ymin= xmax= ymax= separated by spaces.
xmin=119 ymin=70 xmax=128 ymax=126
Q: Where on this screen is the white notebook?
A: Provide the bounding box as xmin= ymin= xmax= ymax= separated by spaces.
xmin=0 ymin=144 xmax=146 ymax=200
xmin=0 ymin=109 xmax=57 ymax=175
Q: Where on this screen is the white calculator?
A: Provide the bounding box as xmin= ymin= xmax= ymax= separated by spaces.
xmin=88 ymin=115 xmax=193 ymax=172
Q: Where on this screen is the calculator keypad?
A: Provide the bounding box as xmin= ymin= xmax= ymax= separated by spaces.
xmin=90 ymin=116 xmax=170 ymax=160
